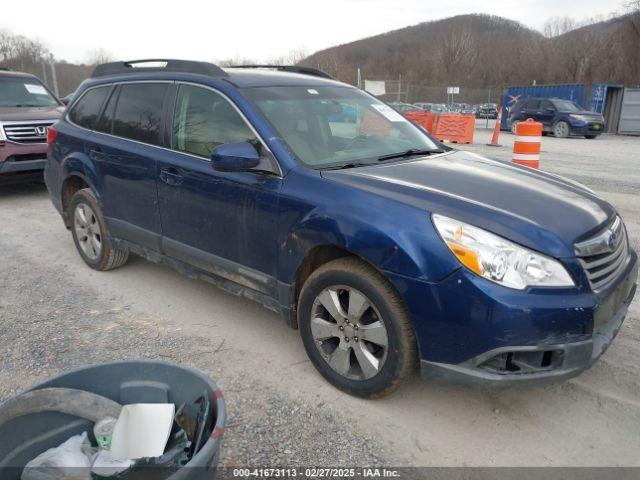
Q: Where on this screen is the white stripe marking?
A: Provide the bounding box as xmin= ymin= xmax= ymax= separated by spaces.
xmin=513 ymin=153 xmax=540 ymax=161
xmin=514 ymin=135 xmax=542 ymax=143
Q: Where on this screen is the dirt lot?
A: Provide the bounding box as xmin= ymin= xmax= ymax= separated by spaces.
xmin=1 ymin=129 xmax=639 ymax=467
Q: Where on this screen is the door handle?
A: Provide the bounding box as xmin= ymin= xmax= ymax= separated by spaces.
xmin=159 ymin=167 xmax=184 ymax=186
xmin=89 ymin=146 xmax=106 ymax=161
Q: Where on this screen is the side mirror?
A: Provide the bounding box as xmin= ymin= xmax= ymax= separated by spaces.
xmin=545 ymin=107 xmax=555 ymax=113
xmin=211 ymin=141 xmax=260 ymax=172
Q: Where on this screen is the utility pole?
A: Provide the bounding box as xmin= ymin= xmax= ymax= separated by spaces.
xmin=397 ymin=73 xmax=402 ymax=102
xmin=49 ymin=56 xmax=59 ymax=97
xmin=41 ymin=61 xmax=48 ymax=88
xmin=357 ymin=68 xmax=361 ymax=89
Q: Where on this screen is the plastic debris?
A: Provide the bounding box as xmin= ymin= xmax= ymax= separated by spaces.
xmin=91 ymin=449 xmax=134 ymax=477
xmin=94 ymin=417 xmax=117 ymax=450
xmin=21 ymin=432 xmax=94 ymax=480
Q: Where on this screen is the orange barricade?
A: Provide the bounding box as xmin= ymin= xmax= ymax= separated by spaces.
xmin=433 ymin=113 xmax=475 ymax=144
xmin=360 ymin=110 xmax=390 ymax=136
xmin=403 ymin=111 xmax=437 ymax=134
xmin=512 ymin=118 xmax=542 ymax=169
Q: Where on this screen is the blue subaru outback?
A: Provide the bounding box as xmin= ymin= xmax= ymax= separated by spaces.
xmin=45 ymin=60 xmax=637 ymax=397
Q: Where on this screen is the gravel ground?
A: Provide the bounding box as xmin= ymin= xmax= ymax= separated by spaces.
xmin=0 ymin=232 xmax=389 ymax=467
xmin=0 ymin=130 xmax=639 ymax=467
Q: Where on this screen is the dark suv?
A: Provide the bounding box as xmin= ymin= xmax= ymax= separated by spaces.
xmin=45 ymin=60 xmax=637 ymax=397
xmin=507 ymin=97 xmax=605 ymax=138
xmin=0 ymin=69 xmax=64 ymax=181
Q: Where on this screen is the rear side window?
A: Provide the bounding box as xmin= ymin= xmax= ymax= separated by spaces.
xmin=112 ymin=83 xmax=168 ymax=145
xmin=68 ymin=86 xmax=110 ymax=129
xmin=525 ymin=99 xmax=540 ymax=110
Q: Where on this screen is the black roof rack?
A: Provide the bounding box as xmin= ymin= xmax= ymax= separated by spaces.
xmin=226 ymin=65 xmax=334 ymax=79
xmin=0 ymin=67 xmax=11 ymax=71
xmin=91 ymin=59 xmax=228 ymax=78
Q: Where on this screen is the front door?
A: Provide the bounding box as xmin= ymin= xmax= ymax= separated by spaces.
xmin=156 ymin=84 xmax=282 ymax=296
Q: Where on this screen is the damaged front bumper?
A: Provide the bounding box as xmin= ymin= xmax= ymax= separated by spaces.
xmin=420 ymin=253 xmax=637 ymax=388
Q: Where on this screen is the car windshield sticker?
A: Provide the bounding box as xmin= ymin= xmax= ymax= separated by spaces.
xmin=25 ymin=84 xmax=48 ymax=95
xmin=307 ymin=89 xmax=319 ymax=95
xmin=371 ymin=104 xmax=406 ymax=122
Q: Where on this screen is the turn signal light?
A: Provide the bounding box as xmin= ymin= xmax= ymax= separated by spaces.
xmin=46 ymin=126 xmax=58 ymax=146
xmin=446 ymin=242 xmax=483 ymax=276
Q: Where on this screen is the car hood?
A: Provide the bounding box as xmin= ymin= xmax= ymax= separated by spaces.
xmin=0 ymin=105 xmax=65 ymax=122
xmin=322 ymin=150 xmax=614 ymax=258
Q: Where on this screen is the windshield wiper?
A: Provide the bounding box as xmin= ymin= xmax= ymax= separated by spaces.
xmin=377 ymin=148 xmax=444 ymax=162
xmin=323 ymin=162 xmax=372 ymax=170
xmin=13 ymin=104 xmax=42 ymax=107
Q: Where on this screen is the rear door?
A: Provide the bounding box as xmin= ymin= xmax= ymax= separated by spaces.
xmin=521 ymin=99 xmax=540 ymax=121
xmin=156 ymin=83 xmax=282 ymax=296
xmin=89 ymin=82 xmax=170 ymax=250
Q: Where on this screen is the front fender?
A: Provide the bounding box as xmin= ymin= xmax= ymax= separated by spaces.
xmin=277 ymin=168 xmax=459 ymax=286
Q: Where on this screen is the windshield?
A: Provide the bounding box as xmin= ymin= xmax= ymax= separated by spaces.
xmin=553 ymin=100 xmax=582 ymax=112
xmin=245 ymin=86 xmax=439 ymax=168
xmin=0 ymin=77 xmax=59 ymax=107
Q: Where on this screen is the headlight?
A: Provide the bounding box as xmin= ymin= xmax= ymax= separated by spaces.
xmin=569 ymin=114 xmax=588 ymax=122
xmin=432 ymin=214 xmax=574 ymax=290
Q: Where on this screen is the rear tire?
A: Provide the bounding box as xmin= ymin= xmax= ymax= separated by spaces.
xmin=298 ymin=257 xmax=418 ymax=398
xmin=510 ymin=121 xmax=518 ymax=135
xmin=70 ymin=188 xmax=129 ymax=271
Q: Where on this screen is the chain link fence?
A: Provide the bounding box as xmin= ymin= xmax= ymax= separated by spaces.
xmin=365 ymin=80 xmax=498 ymax=106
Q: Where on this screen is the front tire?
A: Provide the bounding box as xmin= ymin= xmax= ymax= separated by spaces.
xmin=298 ymin=258 xmax=418 ymax=398
xmin=585 ymin=135 xmax=598 ymax=139
xmin=553 ymin=121 xmax=570 ymax=138
xmin=70 ymin=188 xmax=129 ymax=271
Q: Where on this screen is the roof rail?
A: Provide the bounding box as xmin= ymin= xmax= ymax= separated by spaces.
xmin=226 ymin=65 xmax=334 ymax=80
xmin=0 ymin=67 xmax=11 ymax=71
xmin=91 ymin=59 xmax=228 ymax=78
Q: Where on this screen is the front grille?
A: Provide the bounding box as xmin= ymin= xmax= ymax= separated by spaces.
xmin=2 ymin=122 xmax=53 ymax=144
xmin=576 ymin=217 xmax=629 ymax=291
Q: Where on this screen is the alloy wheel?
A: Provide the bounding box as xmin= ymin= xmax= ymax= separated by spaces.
xmin=74 ymin=203 xmax=102 ymax=260
xmin=554 ymin=121 xmax=569 ymax=138
xmin=310 ymin=286 xmax=389 ymax=380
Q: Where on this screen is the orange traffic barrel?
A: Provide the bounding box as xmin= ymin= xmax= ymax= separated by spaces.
xmin=512 ymin=118 xmax=542 ymax=168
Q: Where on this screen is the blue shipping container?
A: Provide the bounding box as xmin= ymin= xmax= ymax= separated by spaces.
xmin=500 ymin=83 xmax=622 ymax=129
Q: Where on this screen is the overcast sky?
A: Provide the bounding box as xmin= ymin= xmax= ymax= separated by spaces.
xmin=1 ymin=0 xmax=624 ymax=64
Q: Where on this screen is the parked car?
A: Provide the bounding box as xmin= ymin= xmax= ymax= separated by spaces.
xmin=507 ymin=97 xmax=605 ymax=139
xmin=389 ymin=101 xmax=423 ymax=113
xmin=0 ymin=69 xmax=64 ymax=182
xmin=429 ymin=103 xmax=447 ymax=114
xmin=460 ymin=104 xmax=476 ymax=115
xmin=448 ymin=102 xmax=464 ymax=113
xmin=477 ymin=103 xmax=499 ymax=119
xmin=413 ymin=102 xmax=432 ymax=111
xmin=46 ymin=60 xmax=637 ymax=397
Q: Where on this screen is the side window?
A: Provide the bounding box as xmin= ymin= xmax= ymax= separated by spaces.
xmin=540 ymin=100 xmax=554 ymax=111
xmin=112 ymin=83 xmax=168 ymax=145
xmin=95 ymin=87 xmax=118 ymax=134
xmin=525 ymin=99 xmax=540 ymax=110
xmin=172 ymin=85 xmax=258 ymax=158
xmin=68 ymin=86 xmax=110 ymax=129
